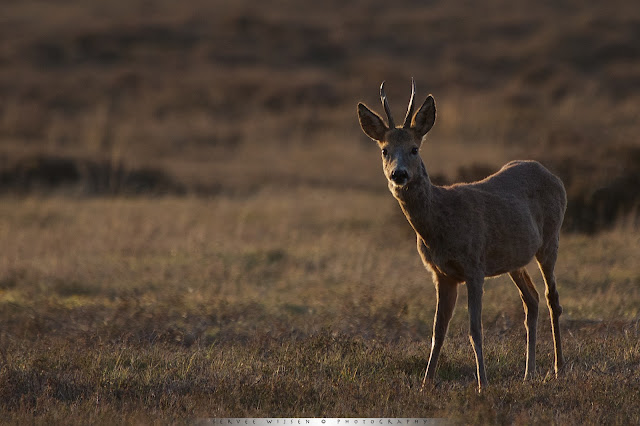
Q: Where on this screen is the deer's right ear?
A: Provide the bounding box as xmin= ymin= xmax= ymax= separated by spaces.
xmin=357 ymin=103 xmax=388 ymax=142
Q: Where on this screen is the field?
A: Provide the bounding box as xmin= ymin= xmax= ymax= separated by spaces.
xmin=1 ymin=0 xmax=640 ymax=423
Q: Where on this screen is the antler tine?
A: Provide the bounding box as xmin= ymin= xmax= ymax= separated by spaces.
xmin=403 ymin=77 xmax=416 ymax=128
xmin=380 ymin=81 xmax=395 ymax=128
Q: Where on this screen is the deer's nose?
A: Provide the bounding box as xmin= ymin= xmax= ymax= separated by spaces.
xmin=390 ymin=169 xmax=409 ymax=185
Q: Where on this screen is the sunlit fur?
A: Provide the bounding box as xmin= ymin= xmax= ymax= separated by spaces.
xmin=357 ymin=82 xmax=566 ymax=392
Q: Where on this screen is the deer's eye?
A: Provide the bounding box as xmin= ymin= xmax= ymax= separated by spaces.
xmin=411 ymin=146 xmax=419 ymax=155
xmin=381 ymin=148 xmax=388 ymax=157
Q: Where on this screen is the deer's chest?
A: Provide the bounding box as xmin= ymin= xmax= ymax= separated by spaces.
xmin=416 ymin=235 xmax=471 ymax=282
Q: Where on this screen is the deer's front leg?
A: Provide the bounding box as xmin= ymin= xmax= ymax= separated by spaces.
xmin=422 ymin=274 xmax=458 ymax=390
xmin=467 ymin=275 xmax=488 ymax=392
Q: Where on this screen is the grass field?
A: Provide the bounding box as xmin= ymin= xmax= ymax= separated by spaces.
xmin=1 ymin=0 xmax=640 ymax=423
xmin=0 ymin=195 xmax=639 ymax=423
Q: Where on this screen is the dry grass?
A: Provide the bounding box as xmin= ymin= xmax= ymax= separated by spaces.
xmin=1 ymin=195 xmax=639 ymax=422
xmin=1 ymin=0 xmax=640 ymax=423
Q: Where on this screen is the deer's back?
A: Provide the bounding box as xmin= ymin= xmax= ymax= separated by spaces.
xmin=432 ymin=160 xmax=566 ymax=277
xmin=475 ymin=160 xmax=566 ymax=220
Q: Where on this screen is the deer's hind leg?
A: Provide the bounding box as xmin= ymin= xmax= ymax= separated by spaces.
xmin=509 ymin=268 xmax=539 ymax=380
xmin=536 ymin=238 xmax=565 ymax=376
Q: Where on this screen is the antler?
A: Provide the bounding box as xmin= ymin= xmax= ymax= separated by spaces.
xmin=403 ymin=77 xmax=416 ymax=128
xmin=380 ymin=81 xmax=395 ymax=128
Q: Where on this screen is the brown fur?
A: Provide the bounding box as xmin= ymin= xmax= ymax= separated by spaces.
xmin=357 ymin=81 xmax=566 ymax=392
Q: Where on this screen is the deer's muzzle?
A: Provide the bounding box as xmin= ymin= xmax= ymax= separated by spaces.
xmin=390 ymin=169 xmax=409 ymax=186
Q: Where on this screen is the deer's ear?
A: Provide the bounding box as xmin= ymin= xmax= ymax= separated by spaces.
xmin=411 ymin=95 xmax=436 ymax=139
xmin=358 ymin=103 xmax=388 ymax=141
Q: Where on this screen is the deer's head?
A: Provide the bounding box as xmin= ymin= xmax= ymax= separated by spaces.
xmin=357 ymin=79 xmax=436 ymax=188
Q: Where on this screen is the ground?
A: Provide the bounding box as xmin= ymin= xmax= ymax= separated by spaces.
xmin=0 ymin=194 xmax=639 ymax=422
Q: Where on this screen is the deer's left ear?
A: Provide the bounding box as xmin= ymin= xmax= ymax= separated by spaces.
xmin=411 ymin=95 xmax=436 ymax=140
xmin=357 ymin=103 xmax=388 ymax=142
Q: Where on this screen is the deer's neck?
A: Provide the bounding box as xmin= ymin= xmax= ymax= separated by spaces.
xmin=391 ymin=162 xmax=438 ymax=240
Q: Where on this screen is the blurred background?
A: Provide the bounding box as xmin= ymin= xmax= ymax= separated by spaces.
xmin=1 ymin=0 xmax=639 ymax=232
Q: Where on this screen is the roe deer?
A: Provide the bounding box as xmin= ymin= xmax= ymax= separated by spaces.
xmin=357 ymin=80 xmax=566 ymax=392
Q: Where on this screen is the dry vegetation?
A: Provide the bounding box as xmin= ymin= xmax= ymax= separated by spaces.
xmin=1 ymin=0 xmax=639 ymax=423
xmin=0 ymin=195 xmax=639 ymax=423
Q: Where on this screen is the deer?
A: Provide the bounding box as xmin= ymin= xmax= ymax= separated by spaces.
xmin=357 ymin=79 xmax=566 ymax=392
